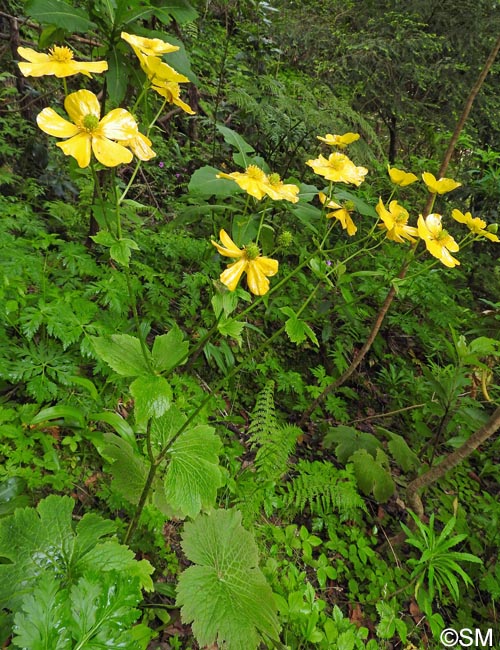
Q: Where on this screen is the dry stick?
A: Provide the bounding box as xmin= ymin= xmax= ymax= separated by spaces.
xmin=299 ymin=33 xmax=500 ymax=428
xmin=405 ymin=407 xmax=500 ymax=520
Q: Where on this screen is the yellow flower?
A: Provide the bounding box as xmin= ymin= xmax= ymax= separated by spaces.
xmin=216 ymin=165 xmax=269 ymax=200
xmin=211 ymin=229 xmax=278 ymax=295
xmin=17 ymin=45 xmax=107 ymax=78
xmin=317 ymin=132 xmax=360 ymax=148
xmin=138 ymin=52 xmax=189 ymax=84
xmin=263 ymin=173 xmax=300 ymax=203
xmin=417 ymin=214 xmax=460 ymax=267
xmin=451 ymin=209 xmax=499 ymax=242
xmin=151 ymin=81 xmax=195 ymax=114
xmin=388 ymin=166 xmax=418 ymax=187
xmin=121 ymin=32 xmax=179 ymax=56
xmin=422 ymin=172 xmax=461 ymax=194
xmin=319 ymin=192 xmax=357 ymax=236
xmin=36 ymin=90 xmax=146 ymax=168
xmin=376 ymin=198 xmax=418 ymax=243
xmin=306 ymin=153 xmax=368 ymax=186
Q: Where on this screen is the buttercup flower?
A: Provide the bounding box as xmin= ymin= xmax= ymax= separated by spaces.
xmin=376 ymin=198 xmax=418 ymax=243
xmin=151 ymin=81 xmax=195 ymax=114
xmin=422 ymin=172 xmax=461 ymax=194
xmin=36 ymin=90 xmax=147 ymax=168
xmin=17 ymin=45 xmax=107 ymax=78
xmin=418 ymin=213 xmax=460 ymax=267
xmin=263 ymin=173 xmax=300 ymax=203
xmin=319 ymin=192 xmax=357 ymax=236
xmin=121 ymin=32 xmax=179 ymax=56
xmin=451 ymin=209 xmax=499 ymax=242
xmin=388 ymin=166 xmax=418 ymax=187
xmin=217 ymin=165 xmax=269 ymax=200
xmin=317 ymin=132 xmax=360 ymax=148
xmin=306 ymin=153 xmax=368 ymax=186
xmin=211 ymin=229 xmax=278 ymax=295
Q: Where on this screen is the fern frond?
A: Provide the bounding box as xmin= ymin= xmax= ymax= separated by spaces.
xmin=283 ymin=460 xmax=366 ymax=522
xmin=247 ymin=380 xmax=278 ymax=446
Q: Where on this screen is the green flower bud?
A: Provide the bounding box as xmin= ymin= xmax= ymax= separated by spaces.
xmin=277 ymin=231 xmax=293 ymax=248
xmin=344 ymin=200 xmax=356 ymax=211
xmin=487 ymin=223 xmax=499 ymax=234
xmin=244 ymin=242 xmax=260 ymax=260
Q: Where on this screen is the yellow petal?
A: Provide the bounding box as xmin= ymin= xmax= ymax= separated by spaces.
xmin=422 ymin=172 xmax=461 ymax=194
xmin=37 ymin=107 xmax=80 ymax=138
xmin=99 ymin=108 xmax=139 ymax=140
xmin=57 ymin=133 xmax=92 ymax=168
xmin=388 ymin=166 xmax=418 ymax=186
xmin=220 ymin=257 xmax=248 ymax=291
xmin=71 ymin=60 xmax=108 ymax=77
xmin=253 ymin=256 xmax=279 ymax=277
xmin=246 ymin=261 xmax=271 ymax=295
xmin=152 ymin=83 xmax=195 ymax=114
xmin=64 ymin=90 xmax=100 ymax=124
xmin=122 ymin=132 xmax=156 ymax=161
xmin=91 ymin=136 xmax=133 ymax=167
xmin=17 ymin=47 xmax=49 ymax=63
xmin=121 ymin=32 xmax=179 ymax=56
xmin=212 ymin=229 xmax=243 ymax=258
xmin=143 ymin=55 xmax=189 ymax=83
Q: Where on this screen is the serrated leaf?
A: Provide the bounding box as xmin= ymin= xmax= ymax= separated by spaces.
xmin=152 ymin=325 xmax=189 ymax=373
xmin=0 ymin=495 xmax=152 ymax=610
xmin=25 ymin=0 xmax=95 ymax=31
xmin=351 ymin=449 xmax=395 ymax=502
xmin=177 ymin=509 xmax=280 ymax=648
xmin=217 ymin=317 xmax=245 ymax=343
xmin=150 ymin=405 xmax=187 ymax=450
xmin=82 ymin=542 xmax=154 ymax=592
xmin=12 ymin=575 xmax=71 ymax=650
xmin=130 ymin=374 xmax=172 ymax=426
xmin=90 ymin=230 xmax=115 ymax=247
xmin=323 ymin=425 xmax=381 ymax=463
xmin=101 ymin=433 xmax=149 ymax=505
xmin=376 ymin=427 xmax=420 ymax=472
xmin=280 ymin=306 xmax=319 ymax=346
xmin=110 ymin=238 xmax=140 ymax=267
xmin=188 ymin=165 xmax=238 ymax=198
xmin=91 ymin=334 xmax=151 ymax=377
xmin=0 ymin=477 xmax=30 ymax=517
xmin=163 ymin=425 xmax=222 ymax=517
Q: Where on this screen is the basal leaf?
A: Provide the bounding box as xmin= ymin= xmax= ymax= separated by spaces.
xmin=130 ymin=374 xmax=172 ymax=426
xmin=177 ymin=509 xmax=280 ymax=649
xmin=25 ymin=0 xmax=96 ymax=31
xmin=152 ymin=325 xmax=189 ymax=373
xmin=12 ymin=575 xmax=72 ymax=650
xmin=163 ymin=425 xmax=222 ymax=518
xmin=100 ymin=433 xmax=149 ymax=505
xmin=91 ymin=334 xmax=152 ymax=377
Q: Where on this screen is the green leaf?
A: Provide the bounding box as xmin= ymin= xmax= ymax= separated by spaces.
xmin=323 ymin=425 xmax=381 ymax=463
xmin=216 ymin=124 xmax=255 ymax=168
xmin=30 ymin=405 xmax=86 ymax=428
xmin=188 ymin=165 xmax=238 ymax=198
xmin=100 ymin=433 xmax=149 ymax=505
xmin=163 ymin=425 xmax=222 ymax=517
xmin=152 ymin=325 xmax=189 ymax=373
xmin=91 ymin=334 xmax=152 ymax=377
xmin=217 ymin=317 xmax=246 ymax=344
xmin=90 ymin=230 xmax=115 ymax=247
xmin=351 ymin=448 xmax=395 ymax=502
xmin=12 ymin=575 xmax=72 ymax=650
xmin=177 ymin=509 xmax=280 ymax=648
xmin=280 ymin=307 xmax=319 ymax=346
xmin=110 ymin=238 xmax=140 ymax=267
xmin=0 ymin=495 xmax=153 ymax=610
xmin=376 ymin=427 xmax=420 ymax=472
xmin=25 ymin=0 xmax=96 ymax=31
xmin=0 ymin=477 xmax=30 ymax=517
xmin=130 ymin=374 xmax=172 ymax=426
xmin=90 ymin=411 xmax=137 ymax=449
xmin=150 ymin=0 xmax=198 ymax=24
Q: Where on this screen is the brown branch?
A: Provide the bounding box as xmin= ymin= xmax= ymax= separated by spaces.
xmin=406 ymin=407 xmax=500 ymax=519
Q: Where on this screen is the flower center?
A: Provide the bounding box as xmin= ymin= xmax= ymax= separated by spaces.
xmin=244 ymin=242 xmax=260 ymax=260
xmin=82 ymin=114 xmax=100 ymax=132
xmin=344 ymin=201 xmax=356 ymax=212
xmin=49 ymin=45 xmax=74 ymax=62
xmin=268 ymin=173 xmax=281 ymax=186
xmin=245 ymin=165 xmax=266 ymax=181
